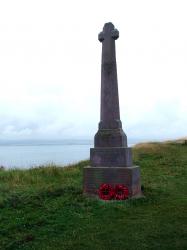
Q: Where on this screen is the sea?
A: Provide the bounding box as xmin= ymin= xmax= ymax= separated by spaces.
xmin=0 ymin=139 xmax=136 ymax=169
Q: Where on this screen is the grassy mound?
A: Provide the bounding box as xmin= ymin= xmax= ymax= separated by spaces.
xmin=0 ymin=142 xmax=186 ymax=250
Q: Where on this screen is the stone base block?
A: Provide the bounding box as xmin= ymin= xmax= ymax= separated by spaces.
xmin=90 ymin=147 xmax=132 ymax=167
xmin=94 ymin=128 xmax=127 ymax=147
xmin=83 ymin=166 xmax=141 ymax=198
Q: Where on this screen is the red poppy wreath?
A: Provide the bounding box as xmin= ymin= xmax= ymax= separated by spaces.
xmin=98 ymin=183 xmax=129 ymax=200
xmin=98 ymin=184 xmax=114 ymax=200
xmin=114 ymin=184 xmax=129 ymax=200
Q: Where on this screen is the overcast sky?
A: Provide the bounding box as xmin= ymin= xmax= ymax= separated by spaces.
xmin=0 ymin=0 xmax=186 ymax=142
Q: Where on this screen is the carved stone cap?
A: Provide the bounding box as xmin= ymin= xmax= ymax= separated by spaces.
xmin=98 ymin=22 xmax=119 ymax=42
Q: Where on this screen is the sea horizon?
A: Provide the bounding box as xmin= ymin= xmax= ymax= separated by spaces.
xmin=0 ymin=137 xmax=174 ymax=169
xmin=0 ymin=138 xmax=141 ymax=169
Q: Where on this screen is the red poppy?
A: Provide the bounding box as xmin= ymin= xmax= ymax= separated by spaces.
xmin=114 ymin=184 xmax=129 ymax=200
xmin=98 ymin=184 xmax=114 ymax=200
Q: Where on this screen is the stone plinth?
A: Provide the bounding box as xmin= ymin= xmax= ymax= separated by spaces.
xmin=94 ymin=128 xmax=127 ymax=147
xmin=90 ymin=147 xmax=132 ymax=167
xmin=83 ymin=166 xmax=141 ymax=197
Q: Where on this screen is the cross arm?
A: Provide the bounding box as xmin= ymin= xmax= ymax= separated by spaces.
xmin=98 ymin=27 xmax=119 ymax=42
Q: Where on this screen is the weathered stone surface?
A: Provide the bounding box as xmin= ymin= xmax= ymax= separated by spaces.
xmin=93 ymin=22 xmax=130 ymax=165
xmin=95 ymin=22 xmax=125 ymax=146
xmin=94 ymin=128 xmax=127 ymax=147
xmin=83 ymin=166 xmax=141 ymax=197
xmin=83 ymin=22 xmax=141 ymax=198
xmin=90 ymin=147 xmax=132 ymax=167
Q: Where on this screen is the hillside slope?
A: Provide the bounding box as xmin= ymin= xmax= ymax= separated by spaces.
xmin=0 ymin=142 xmax=186 ymax=250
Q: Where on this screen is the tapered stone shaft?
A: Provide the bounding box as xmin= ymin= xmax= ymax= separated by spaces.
xmin=94 ymin=22 xmax=127 ymax=148
xmin=99 ymin=22 xmax=120 ymax=129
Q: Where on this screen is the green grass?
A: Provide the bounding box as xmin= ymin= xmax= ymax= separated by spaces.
xmin=0 ymin=142 xmax=186 ymax=250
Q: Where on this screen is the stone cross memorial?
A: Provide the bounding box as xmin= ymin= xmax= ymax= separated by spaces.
xmin=84 ymin=22 xmax=142 ymax=198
